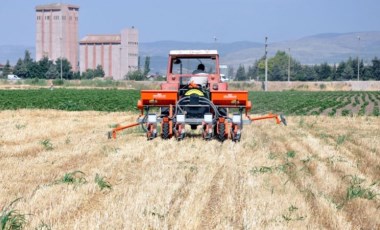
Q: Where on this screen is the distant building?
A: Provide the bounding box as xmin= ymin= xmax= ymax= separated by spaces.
xmin=35 ymin=3 xmax=79 ymax=71
xmin=79 ymin=28 xmax=139 ymax=80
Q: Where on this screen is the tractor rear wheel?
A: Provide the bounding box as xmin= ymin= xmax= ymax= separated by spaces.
xmin=162 ymin=122 xmax=170 ymax=139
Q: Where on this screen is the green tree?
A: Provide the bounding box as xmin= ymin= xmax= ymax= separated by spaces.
xmin=2 ymin=60 xmax=12 ymax=78
xmin=270 ymin=65 xmax=283 ymax=81
xmin=13 ymin=58 xmax=28 ymax=78
xmin=38 ymin=57 xmax=53 ymax=79
xmin=138 ymin=56 xmax=141 ymax=71
xmin=235 ymin=65 xmax=246 ymax=81
xmin=316 ymin=62 xmax=332 ymax=80
xmin=254 ymin=57 xmax=266 ymax=81
xmin=305 ymin=65 xmax=318 ymax=81
xmin=143 ymin=56 xmax=151 ymax=76
xmin=371 ymin=57 xmax=380 ymax=80
xmin=335 ymin=61 xmax=346 ymax=80
xmin=246 ymin=64 xmax=258 ymax=81
xmin=268 ymin=51 xmax=289 ymax=81
xmin=23 ymin=50 xmax=33 ymax=65
xmin=23 ymin=50 xmax=34 ymax=78
xmin=94 ymin=65 xmax=105 ymax=78
xmin=72 ymin=71 xmax=81 ymax=79
xmin=28 ymin=61 xmax=41 ymax=78
xmin=126 ymin=70 xmax=144 ymax=81
xmin=81 ymin=69 xmax=95 ymax=79
xmin=341 ymin=63 xmax=354 ymax=80
xmin=45 ymin=63 xmax=59 ymax=79
xmin=331 ymin=64 xmax=338 ymax=80
xmin=227 ymin=65 xmax=234 ymax=80
xmin=362 ymin=65 xmax=373 ymax=80
xmin=55 ymin=58 xmax=73 ymax=79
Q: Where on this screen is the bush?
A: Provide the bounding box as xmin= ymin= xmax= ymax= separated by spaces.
xmin=52 ymin=79 xmax=65 ymax=86
xmin=24 ymin=78 xmax=47 ymax=86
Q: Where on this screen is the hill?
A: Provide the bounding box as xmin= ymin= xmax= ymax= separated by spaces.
xmin=1 ymin=31 xmax=380 ymax=74
xmin=142 ymin=32 xmax=380 ymax=73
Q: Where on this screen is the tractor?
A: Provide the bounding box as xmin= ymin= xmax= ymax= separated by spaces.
xmin=109 ymin=50 xmax=286 ymax=142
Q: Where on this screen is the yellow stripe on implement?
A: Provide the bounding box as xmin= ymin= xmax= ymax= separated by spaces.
xmin=185 ymin=89 xmax=204 ymax=97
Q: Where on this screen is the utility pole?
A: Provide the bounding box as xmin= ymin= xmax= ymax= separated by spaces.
xmin=120 ymin=47 xmax=122 ymax=80
xmin=264 ymin=37 xmax=268 ymax=91
xmin=60 ymin=36 xmax=63 ymax=80
xmin=288 ymin=48 xmax=291 ymax=82
xmin=357 ymin=36 xmax=360 ymax=81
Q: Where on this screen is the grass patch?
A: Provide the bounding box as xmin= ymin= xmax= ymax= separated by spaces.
xmin=268 ymin=152 xmax=278 ymax=160
xmin=250 ymin=162 xmax=296 ymax=176
xmin=95 ymin=173 xmax=112 ymax=191
xmin=56 ymin=171 xmax=87 ymax=185
xmin=345 ymin=175 xmax=378 ymax=201
xmin=282 ymin=205 xmax=306 ymax=222
xmin=15 ymin=124 xmax=27 ymax=130
xmin=336 ymin=135 xmax=347 ymax=146
xmin=250 ymin=166 xmax=273 ymax=174
xmin=286 ymin=150 xmax=296 ymax=158
xmin=35 ymin=221 xmax=52 ymax=230
xmin=0 ymin=198 xmax=27 ymax=230
xmin=337 ymin=175 xmax=379 ymax=209
xmin=40 ymin=139 xmax=53 ymax=151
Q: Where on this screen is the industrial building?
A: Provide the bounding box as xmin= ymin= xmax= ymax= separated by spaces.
xmin=79 ymin=28 xmax=139 ymax=80
xmin=35 ymin=3 xmax=79 ymax=71
xmin=35 ymin=3 xmax=139 ymax=79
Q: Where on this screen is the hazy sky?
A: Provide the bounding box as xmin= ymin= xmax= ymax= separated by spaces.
xmin=0 ymin=0 xmax=379 ymax=46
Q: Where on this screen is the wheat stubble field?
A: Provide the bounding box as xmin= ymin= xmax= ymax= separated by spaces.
xmin=1 ymin=110 xmax=379 ymax=229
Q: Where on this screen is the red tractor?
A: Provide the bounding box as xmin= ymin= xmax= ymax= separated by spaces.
xmin=110 ymin=50 xmax=286 ymax=142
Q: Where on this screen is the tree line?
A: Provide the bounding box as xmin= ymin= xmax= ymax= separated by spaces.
xmin=0 ymin=50 xmax=105 ymax=80
xmin=0 ymin=50 xmax=155 ymax=81
xmin=233 ymin=51 xmax=380 ymax=81
xmin=2 ymin=50 xmax=379 ymax=81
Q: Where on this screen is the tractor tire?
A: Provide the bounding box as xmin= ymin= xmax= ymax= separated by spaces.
xmin=162 ymin=122 xmax=170 ymax=140
xmin=218 ymin=123 xmax=226 ymax=142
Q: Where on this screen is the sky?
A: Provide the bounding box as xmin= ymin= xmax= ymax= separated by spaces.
xmin=0 ymin=0 xmax=379 ymax=46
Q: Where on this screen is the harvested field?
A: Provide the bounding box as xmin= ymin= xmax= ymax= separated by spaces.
xmin=1 ymin=110 xmax=379 ymax=229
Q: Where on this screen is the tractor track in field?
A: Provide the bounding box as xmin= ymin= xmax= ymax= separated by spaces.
xmin=271 ymin=128 xmax=351 ymax=228
xmin=270 ymin=119 xmax=380 ymax=228
xmin=200 ymin=166 xmax=225 ymax=229
xmin=167 ymin=162 xmax=198 ymax=228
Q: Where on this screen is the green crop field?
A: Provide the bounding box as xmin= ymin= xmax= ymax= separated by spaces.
xmin=249 ymin=91 xmax=380 ymax=116
xmin=0 ymin=89 xmax=139 ymax=111
xmin=0 ymin=89 xmax=379 ymax=116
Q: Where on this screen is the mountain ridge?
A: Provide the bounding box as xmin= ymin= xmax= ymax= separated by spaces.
xmin=1 ymin=31 xmax=379 ymax=74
